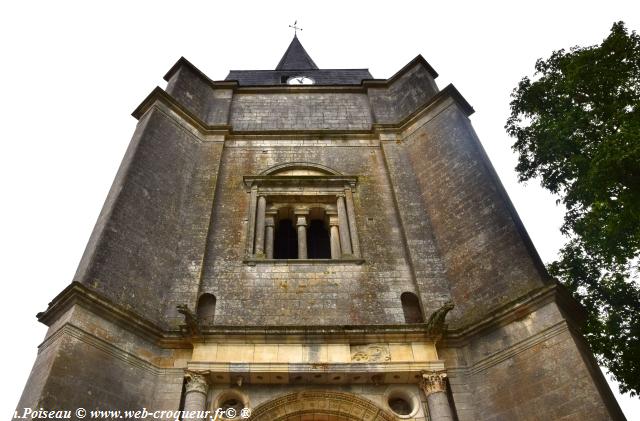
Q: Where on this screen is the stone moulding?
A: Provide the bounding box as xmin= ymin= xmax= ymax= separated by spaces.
xmin=188 ymin=361 xmax=444 ymax=375
xmin=33 ymin=284 xmax=584 ymax=386
xmin=36 ymin=282 xmax=166 ymax=342
xmin=131 ymin=83 xmax=474 ymax=137
xmin=36 ymin=282 xmax=584 ymax=348
xmin=38 ymin=323 xmax=182 ymax=376
xmin=163 ymin=54 xmax=438 ymax=90
xmin=36 ymin=310 xmax=573 ymax=385
xmin=242 ymin=175 xmax=358 ymax=190
xmin=260 ymin=161 xmax=342 ymax=175
xmin=249 ymin=390 xmax=397 ymax=421
xmin=242 ymin=257 xmax=365 ymax=265
xmin=467 ymin=320 xmax=569 ymax=375
xmin=442 ymin=282 xmax=586 ymax=346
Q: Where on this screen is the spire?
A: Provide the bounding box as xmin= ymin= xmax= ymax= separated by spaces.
xmin=275 ymin=35 xmax=319 ymax=71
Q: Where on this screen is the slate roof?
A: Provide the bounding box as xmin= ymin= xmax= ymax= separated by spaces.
xmin=275 ymin=35 xmax=318 ymax=70
xmin=225 ymin=35 xmax=373 ymax=86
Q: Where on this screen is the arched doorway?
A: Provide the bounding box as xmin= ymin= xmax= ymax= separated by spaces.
xmin=249 ymin=390 xmax=396 ymax=421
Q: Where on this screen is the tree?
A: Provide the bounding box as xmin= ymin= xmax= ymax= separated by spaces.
xmin=505 ymin=21 xmax=640 ymax=396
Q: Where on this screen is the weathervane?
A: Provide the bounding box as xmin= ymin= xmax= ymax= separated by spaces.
xmin=289 ymin=20 xmax=303 ymax=36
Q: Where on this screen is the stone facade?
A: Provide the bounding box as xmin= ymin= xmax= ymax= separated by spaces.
xmin=17 ymin=37 xmax=625 ymax=420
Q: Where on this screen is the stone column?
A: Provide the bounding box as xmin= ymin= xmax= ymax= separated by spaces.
xmin=245 ymin=186 xmax=258 ymax=256
xmin=420 ymin=372 xmax=454 ymax=421
xmin=328 ymin=214 xmax=341 ymax=259
xmin=294 ymin=209 xmax=309 ymax=259
xmin=184 ymin=372 xmax=209 ymax=420
xmin=254 ymin=196 xmax=267 ymax=257
xmin=265 ymin=212 xmax=276 ymax=259
xmin=336 ymin=194 xmax=352 ymax=256
xmin=344 ymin=187 xmax=361 ymax=258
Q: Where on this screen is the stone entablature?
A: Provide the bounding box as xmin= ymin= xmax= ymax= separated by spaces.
xmin=191 ymin=341 xmax=437 ymax=364
xmin=188 ymin=338 xmax=442 ymax=386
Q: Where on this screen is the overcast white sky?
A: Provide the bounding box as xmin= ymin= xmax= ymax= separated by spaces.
xmin=1 ymin=0 xmax=638 ymax=418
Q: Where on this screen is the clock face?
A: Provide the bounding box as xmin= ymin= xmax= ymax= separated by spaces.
xmin=287 ymin=75 xmax=315 ymax=85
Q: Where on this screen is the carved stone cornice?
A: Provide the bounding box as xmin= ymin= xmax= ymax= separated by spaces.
xmin=185 ymin=371 xmax=209 ymax=395
xmin=242 ymin=175 xmax=358 ymax=191
xmin=36 ymin=281 xmax=579 ymax=351
xmin=132 ymin=84 xmax=473 ymax=138
xmin=162 ymin=54 xmax=438 ymax=91
xmin=188 ymin=361 xmax=445 ymax=385
xmin=442 ymin=283 xmax=585 ymax=346
xmin=420 ymin=371 xmax=448 ymax=396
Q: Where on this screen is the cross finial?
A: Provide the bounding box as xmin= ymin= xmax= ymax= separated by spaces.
xmin=289 ymin=20 xmax=303 ymax=36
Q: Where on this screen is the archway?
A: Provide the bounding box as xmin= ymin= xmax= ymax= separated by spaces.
xmin=249 ymin=390 xmax=396 ymax=421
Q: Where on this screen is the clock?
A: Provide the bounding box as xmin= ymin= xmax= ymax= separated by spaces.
xmin=286 ymin=75 xmax=315 ymax=85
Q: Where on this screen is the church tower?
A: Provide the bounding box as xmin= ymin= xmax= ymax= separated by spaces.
xmin=18 ymin=34 xmax=625 ymax=420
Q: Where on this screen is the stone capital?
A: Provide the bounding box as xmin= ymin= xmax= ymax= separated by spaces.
xmin=420 ymin=371 xmax=448 ymax=396
xmin=185 ymin=371 xmax=209 ymax=395
xmin=265 ymin=214 xmax=276 ymax=227
xmin=295 ymin=213 xmax=309 ymax=227
xmin=293 ymin=207 xmax=310 ymax=216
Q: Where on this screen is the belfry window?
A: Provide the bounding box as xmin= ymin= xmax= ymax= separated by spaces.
xmin=243 ymin=163 xmax=362 ymax=263
xmin=308 ymin=218 xmax=330 ymax=259
xmin=274 ymin=217 xmax=297 ymax=259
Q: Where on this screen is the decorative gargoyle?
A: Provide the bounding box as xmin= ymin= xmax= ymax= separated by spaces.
xmin=176 ymin=304 xmax=200 ymax=336
xmin=425 ymin=300 xmax=455 ymax=337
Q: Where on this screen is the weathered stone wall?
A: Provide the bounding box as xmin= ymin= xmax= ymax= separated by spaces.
xmin=369 ymin=63 xmax=438 ymax=124
xmin=165 ymin=64 xmax=232 ymax=125
xmin=229 ymin=93 xmax=372 ymax=131
xmin=17 ymin=304 xmax=186 ymax=415
xmin=76 ymin=79 xmax=550 ymax=328
xmin=400 ymin=100 xmax=551 ymax=326
xmin=165 ymin=66 xmax=212 ymax=123
xmin=32 ymin=335 xmax=158 ymax=410
xmin=206 ymin=89 xmax=233 ymax=125
xmin=21 ymin=56 xmax=624 ymax=420
xmin=380 ymin=140 xmax=452 ymax=317
xmin=198 ymin=138 xmax=450 ymax=325
xmin=440 ymin=302 xmax=624 ymax=420
xmin=17 ymin=331 xmax=63 ymax=410
xmin=72 ymin=106 xmax=223 ymax=327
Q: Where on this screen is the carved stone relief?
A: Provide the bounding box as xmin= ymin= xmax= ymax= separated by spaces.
xmin=350 ymin=344 xmax=391 ymax=362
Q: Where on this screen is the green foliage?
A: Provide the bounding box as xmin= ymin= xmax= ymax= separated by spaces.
xmin=506 ymin=22 xmax=640 ymax=396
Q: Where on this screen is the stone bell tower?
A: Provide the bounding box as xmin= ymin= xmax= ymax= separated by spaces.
xmin=17 ymin=33 xmax=625 ymax=420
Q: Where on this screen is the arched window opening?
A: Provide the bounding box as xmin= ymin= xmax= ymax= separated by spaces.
xmin=401 ymin=292 xmax=424 ymax=323
xmin=274 ymin=219 xmax=298 ymax=259
xmin=308 ymin=219 xmax=330 ymax=259
xmin=244 ymin=164 xmax=361 ymax=262
xmin=197 ymin=293 xmax=216 ymax=325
